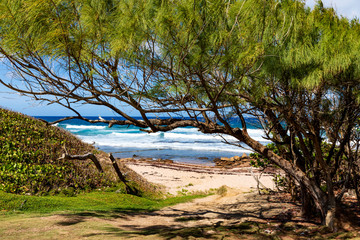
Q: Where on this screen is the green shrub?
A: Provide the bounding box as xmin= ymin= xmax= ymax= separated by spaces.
xmin=0 ymin=108 xmax=113 ymax=195
xmin=249 ymin=143 xmax=277 ymax=169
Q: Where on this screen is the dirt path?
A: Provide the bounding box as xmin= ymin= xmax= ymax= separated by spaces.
xmin=116 ymin=188 xmax=298 ymax=233
xmin=1 ymin=188 xmax=304 ymax=240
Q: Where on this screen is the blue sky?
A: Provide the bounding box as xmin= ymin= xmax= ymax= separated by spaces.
xmin=306 ymin=0 xmax=360 ymax=19
xmin=0 ymin=0 xmax=359 ymax=116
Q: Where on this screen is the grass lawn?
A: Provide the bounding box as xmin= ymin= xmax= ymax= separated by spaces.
xmin=0 ymin=190 xmax=208 ymax=239
xmin=0 ymin=190 xmax=205 ymax=214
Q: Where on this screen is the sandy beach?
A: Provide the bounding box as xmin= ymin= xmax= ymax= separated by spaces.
xmin=123 ymin=160 xmax=278 ymax=195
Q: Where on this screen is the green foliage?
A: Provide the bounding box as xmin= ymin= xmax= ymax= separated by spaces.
xmin=249 ymin=143 xmax=278 ymax=169
xmin=0 ymin=190 xmax=206 ymax=214
xmin=216 ymin=185 xmax=228 ymax=197
xmin=272 ymin=174 xmax=288 ymax=190
xmin=0 ymin=108 xmax=113 ymax=195
xmin=1 ymin=0 xmax=360 ymax=225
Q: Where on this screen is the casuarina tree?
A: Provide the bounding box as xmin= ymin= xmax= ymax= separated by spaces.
xmin=1 ymin=0 xmax=360 ymax=229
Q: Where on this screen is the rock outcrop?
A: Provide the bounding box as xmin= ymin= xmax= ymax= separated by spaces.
xmin=214 ymin=153 xmax=252 ymax=168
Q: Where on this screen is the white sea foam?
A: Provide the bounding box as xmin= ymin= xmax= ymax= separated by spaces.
xmin=79 ymin=130 xmax=264 ymax=153
xmin=170 ymin=127 xmax=202 ymax=133
xmin=162 ymin=132 xmax=231 ymax=140
xmin=64 ymin=123 xmax=271 ymax=159
xmin=80 ymin=134 xmax=253 ymax=153
xmin=65 ymin=125 xmax=107 ymax=130
xmin=100 ymin=128 xmax=268 ymax=142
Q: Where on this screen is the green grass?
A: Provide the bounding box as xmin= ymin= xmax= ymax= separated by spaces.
xmin=0 ymin=190 xmax=206 ymax=215
xmin=0 ymin=190 xmax=209 ymax=240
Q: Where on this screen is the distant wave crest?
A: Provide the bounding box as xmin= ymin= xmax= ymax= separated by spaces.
xmin=64 ymin=125 xmax=107 ymax=130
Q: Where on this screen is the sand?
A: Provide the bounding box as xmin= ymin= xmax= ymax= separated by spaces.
xmin=124 ymin=160 xmax=277 ymax=195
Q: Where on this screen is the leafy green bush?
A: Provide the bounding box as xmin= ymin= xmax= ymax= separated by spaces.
xmin=249 ymin=143 xmax=278 ymax=169
xmin=0 ymin=108 xmax=113 ymax=195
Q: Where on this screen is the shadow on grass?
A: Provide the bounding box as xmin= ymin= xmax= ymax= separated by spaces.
xmin=57 ymin=217 xmax=85 ymax=226
xmin=54 ymin=208 xmax=146 ymax=226
xmin=82 ymin=221 xmax=357 ymax=240
xmin=52 ymin=193 xmax=360 ymax=239
xmin=80 ymin=222 xmax=302 ymax=240
xmin=52 ymin=206 xmax=270 ymax=238
xmin=54 ymin=207 xmax=323 ymax=239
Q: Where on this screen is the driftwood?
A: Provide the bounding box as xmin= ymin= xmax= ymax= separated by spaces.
xmin=59 ymin=152 xmax=104 ymax=172
xmin=109 ymin=153 xmax=127 ymax=183
xmin=109 ymin=153 xmax=137 ymax=195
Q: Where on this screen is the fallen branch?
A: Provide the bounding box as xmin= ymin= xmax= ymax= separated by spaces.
xmin=109 ymin=153 xmax=137 ymax=195
xmin=59 ymin=152 xmax=103 ymax=172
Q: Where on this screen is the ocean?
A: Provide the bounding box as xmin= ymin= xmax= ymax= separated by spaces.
xmin=36 ymin=116 xmax=269 ymax=165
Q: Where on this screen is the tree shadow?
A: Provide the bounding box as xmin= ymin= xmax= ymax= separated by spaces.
xmin=53 ymin=193 xmax=331 ymax=239
xmin=57 ymin=217 xmax=85 ymax=226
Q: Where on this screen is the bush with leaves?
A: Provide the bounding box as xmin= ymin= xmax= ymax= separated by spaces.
xmin=0 ymin=108 xmax=113 ymax=195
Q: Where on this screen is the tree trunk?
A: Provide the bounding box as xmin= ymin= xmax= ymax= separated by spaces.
xmin=300 ymin=183 xmax=337 ymax=231
xmin=325 ymin=205 xmax=336 ymax=231
xmin=109 ymin=153 xmax=137 ymax=195
xmin=237 ymin=130 xmax=337 ymax=229
xmin=324 ymin=191 xmax=337 ymax=231
xmin=300 ymin=183 xmax=315 ymax=219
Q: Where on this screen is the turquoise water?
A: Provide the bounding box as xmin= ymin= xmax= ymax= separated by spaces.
xmin=36 ymin=116 xmax=269 ymax=165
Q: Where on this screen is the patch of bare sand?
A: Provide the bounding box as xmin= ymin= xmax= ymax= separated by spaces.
xmin=124 ymin=160 xmax=276 ymax=195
